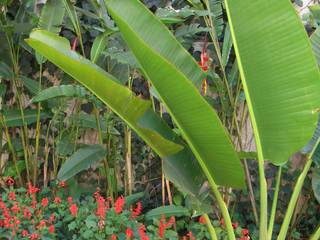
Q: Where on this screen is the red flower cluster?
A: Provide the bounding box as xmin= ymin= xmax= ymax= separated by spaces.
xmin=131 ymin=201 xmax=142 ymax=219
xmin=138 ymin=224 xmax=149 ymax=240
xmin=114 ymin=195 xmax=125 ymax=214
xmin=158 ymin=215 xmax=175 ymax=239
xmin=0 ymin=182 xmax=56 ymax=239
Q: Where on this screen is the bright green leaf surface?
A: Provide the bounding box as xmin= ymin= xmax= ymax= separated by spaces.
xmin=225 ymin=0 xmax=320 ymax=164
xmin=107 ymin=0 xmax=245 ymax=188
xmin=26 ymin=30 xmax=208 ymax=199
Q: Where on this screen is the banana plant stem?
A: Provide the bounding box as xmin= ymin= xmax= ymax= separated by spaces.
xmin=310 ymin=225 xmax=320 ymax=240
xmin=257 ymin=150 xmax=268 ymax=240
xmin=207 ymin=175 xmax=236 ymax=240
xmin=267 ymin=166 xmax=282 ymax=240
xmin=203 ymin=214 xmax=218 ymax=240
xmin=34 ymin=63 xmax=43 ymax=185
xmin=277 ymin=157 xmax=313 ymax=240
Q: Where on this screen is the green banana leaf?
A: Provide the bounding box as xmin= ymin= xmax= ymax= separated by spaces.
xmin=225 ymin=0 xmax=320 ymax=165
xmin=38 ymin=0 xmax=65 ymax=34
xmin=145 ymin=205 xmax=190 ymax=221
xmin=57 ymin=144 xmax=107 ymax=181
xmin=311 ymin=28 xmax=320 ymax=65
xmin=37 ymin=0 xmax=65 ymax=63
xmin=26 ymin=30 xmax=207 ymax=198
xmin=1 ymin=109 xmax=51 ymax=127
xmin=31 ymin=85 xmax=88 ymax=102
xmin=107 ymin=0 xmax=245 ymax=188
xmin=108 ymin=0 xmax=206 ymax=88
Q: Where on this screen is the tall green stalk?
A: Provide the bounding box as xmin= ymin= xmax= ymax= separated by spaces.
xmin=310 ymin=225 xmax=320 ymax=240
xmin=204 ymin=214 xmax=218 ymax=240
xmin=267 ymin=166 xmax=282 ymax=240
xmin=34 ymin=63 xmax=43 ymax=184
xmin=277 ymin=156 xmax=314 ymax=240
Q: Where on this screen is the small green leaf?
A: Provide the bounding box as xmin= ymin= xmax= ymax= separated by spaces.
xmin=57 ymin=144 xmax=107 ymax=181
xmin=145 ymin=205 xmax=190 ymax=221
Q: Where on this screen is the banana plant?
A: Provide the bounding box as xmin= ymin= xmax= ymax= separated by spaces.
xmin=25 ymin=28 xmax=245 ymax=199
xmin=107 ymin=0 xmax=320 ymax=239
xmin=26 ymin=0 xmax=320 ymax=239
xmin=225 ymin=0 xmax=320 ymax=239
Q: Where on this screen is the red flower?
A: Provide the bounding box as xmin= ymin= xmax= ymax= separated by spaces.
xmin=111 ymin=234 xmax=117 ymax=240
xmin=8 ymin=192 xmax=16 ymax=201
xmin=6 ymin=176 xmax=15 ymax=186
xmin=198 ymin=216 xmax=206 ymax=224
xmin=242 ymin=228 xmax=249 ymax=236
xmin=132 ymin=201 xmax=142 ymax=218
xmin=23 ymin=208 xmax=32 ymax=219
xmin=232 ymin=222 xmax=238 ymax=229
xmin=70 ymin=204 xmax=77 ymax=217
xmin=37 ymin=220 xmax=46 ymax=229
xmin=126 ymin=228 xmax=133 ymax=238
xmin=58 ymin=181 xmax=66 ymax=188
xmin=49 ymin=213 xmax=55 ymax=223
xmin=96 ymin=195 xmax=106 ymax=220
xmin=54 ymin=197 xmax=61 ymax=204
xmin=41 ymin=198 xmax=49 ymax=208
xmin=114 ymin=195 xmax=125 ymax=214
xmin=67 ymin=196 xmax=73 ymax=204
xmin=186 ymin=231 xmax=195 ymax=240
xmin=21 ymin=230 xmax=29 ymax=237
xmin=49 ymin=225 xmax=55 ymax=234
xmin=138 ymin=224 xmax=149 ymax=240
xmin=220 ymin=218 xmax=225 ymax=227
xmin=27 ymin=182 xmax=39 ymax=195
xmin=30 ymin=233 xmax=40 ymax=240
xmin=158 ymin=215 xmax=175 ymax=238
xmin=11 ymin=202 xmax=20 ymax=214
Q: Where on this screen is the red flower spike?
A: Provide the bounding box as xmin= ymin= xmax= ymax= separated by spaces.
xmin=242 ymin=228 xmax=249 ymax=236
xmin=132 ymin=201 xmax=142 ymax=218
xmin=111 ymin=234 xmax=117 ymax=240
xmin=70 ymin=204 xmax=78 ymax=217
xmin=114 ymin=195 xmax=125 ymax=214
xmin=41 ymin=198 xmax=49 ymax=208
xmin=138 ymin=224 xmax=149 ymax=240
xmin=8 ymin=192 xmax=16 ymax=201
xmin=49 ymin=225 xmax=55 ymax=234
xmin=126 ymin=228 xmax=134 ymax=238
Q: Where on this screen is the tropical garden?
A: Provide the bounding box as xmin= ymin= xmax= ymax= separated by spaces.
xmin=0 ymin=0 xmax=320 ymax=239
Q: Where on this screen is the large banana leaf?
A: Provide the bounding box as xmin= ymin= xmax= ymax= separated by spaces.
xmin=225 ymin=0 xmax=320 ymax=165
xmin=26 ymin=30 xmax=206 ymax=197
xmin=109 ymin=0 xmax=205 ymax=88
xmin=107 ymin=0 xmax=245 ymax=188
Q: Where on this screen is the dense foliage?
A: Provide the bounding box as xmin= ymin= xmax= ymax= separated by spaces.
xmin=0 ymin=0 xmax=319 ymax=239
